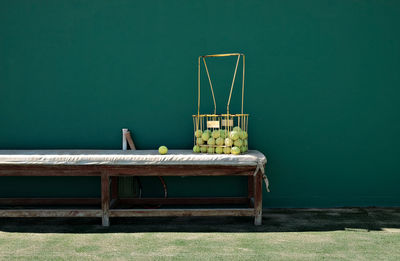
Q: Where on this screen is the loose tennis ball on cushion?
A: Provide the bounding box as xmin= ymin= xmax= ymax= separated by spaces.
xmin=200 ymin=146 xmax=208 ymax=153
xmin=224 ymin=138 xmax=233 ymax=146
xmin=233 ymin=126 xmax=242 ymax=132
xmin=234 ymin=138 xmax=243 ymax=147
xmin=223 ymin=147 xmax=231 ymax=154
xmin=195 ymin=129 xmax=203 ymax=138
xmin=202 ymin=132 xmax=210 ymax=141
xmin=212 ymin=130 xmax=220 ymax=139
xmin=158 ymin=146 xmax=168 ymax=155
xmin=196 ymin=138 xmax=204 ymax=145
xmin=229 ymin=131 xmax=239 ymax=141
xmin=207 ymin=138 xmax=215 ymax=145
xmin=239 ymin=131 xmax=248 ymax=139
xmin=207 ymin=147 xmax=214 ymax=154
xmin=231 ymin=146 xmax=241 ymax=155
xmin=215 ymin=137 xmax=224 ymax=146
xmin=215 ymin=147 xmax=223 ymax=154
xmin=193 ymin=145 xmax=201 ymax=153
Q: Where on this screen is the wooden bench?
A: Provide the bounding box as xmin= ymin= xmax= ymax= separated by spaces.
xmin=0 ymin=150 xmax=267 ymax=226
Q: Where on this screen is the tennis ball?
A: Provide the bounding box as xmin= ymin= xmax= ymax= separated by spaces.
xmin=233 ymin=126 xmax=242 ymax=132
xmin=195 ymin=129 xmax=203 ymax=138
xmin=196 ymin=138 xmax=204 ymax=145
xmin=229 ymin=131 xmax=239 ymax=141
xmin=240 ymin=146 xmax=248 ymax=153
xmin=244 ymin=139 xmax=248 ymax=146
xmin=204 ymin=129 xmax=212 ymax=136
xmin=215 ymin=137 xmax=224 ymax=146
xmin=239 ymin=131 xmax=248 ymax=139
xmin=193 ymin=145 xmax=201 ymax=153
xmin=202 ymin=132 xmax=210 ymax=141
xmin=207 ymin=147 xmax=214 ymax=154
xmin=207 ymin=138 xmax=215 ymax=145
xmin=234 ymin=138 xmax=243 ymax=147
xmin=224 ymin=138 xmax=233 ymax=146
xmin=158 ymin=146 xmax=168 ymax=155
xmin=200 ymin=146 xmax=208 ymax=153
xmin=223 ymin=147 xmax=231 ymax=154
xmin=215 ymin=147 xmax=223 ymax=154
xmin=212 ymin=130 xmax=220 ymax=139
xmin=220 ymin=130 xmax=227 ymax=139
xmin=231 ymin=146 xmax=241 ymax=155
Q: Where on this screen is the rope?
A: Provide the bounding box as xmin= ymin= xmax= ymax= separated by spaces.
xmin=253 ymin=160 xmax=270 ymax=192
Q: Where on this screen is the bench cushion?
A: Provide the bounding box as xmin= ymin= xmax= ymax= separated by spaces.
xmin=0 ymin=150 xmax=266 ymax=166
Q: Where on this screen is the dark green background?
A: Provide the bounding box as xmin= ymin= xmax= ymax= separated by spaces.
xmin=1 ymin=1 xmax=399 ymax=207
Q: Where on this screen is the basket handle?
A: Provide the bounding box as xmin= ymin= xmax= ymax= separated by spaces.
xmin=198 ymin=53 xmax=245 ymax=117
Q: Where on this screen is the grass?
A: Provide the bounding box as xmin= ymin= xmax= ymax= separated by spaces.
xmin=0 ymin=207 xmax=399 ymax=260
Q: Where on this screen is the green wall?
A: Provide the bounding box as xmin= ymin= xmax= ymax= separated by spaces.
xmin=1 ymin=0 xmax=399 ymax=207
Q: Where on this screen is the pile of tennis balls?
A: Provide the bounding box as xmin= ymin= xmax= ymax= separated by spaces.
xmin=193 ymin=126 xmax=248 ymax=155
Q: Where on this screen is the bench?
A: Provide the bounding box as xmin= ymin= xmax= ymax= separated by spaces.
xmin=0 ymin=150 xmax=267 ymax=226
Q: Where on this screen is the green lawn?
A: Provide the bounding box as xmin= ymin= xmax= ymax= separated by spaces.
xmin=0 ymin=208 xmax=399 ymax=260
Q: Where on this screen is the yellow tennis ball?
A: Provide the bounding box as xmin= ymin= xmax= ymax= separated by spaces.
xmin=215 ymin=147 xmax=223 ymax=154
xmin=158 ymin=146 xmax=168 ymax=155
xmin=193 ymin=145 xmax=201 ymax=153
xmin=233 ymin=126 xmax=242 ymax=132
xmin=231 ymin=146 xmax=241 ymax=155
xmin=223 ymin=147 xmax=231 ymax=154
xmin=229 ymin=131 xmax=240 ymax=141
xmin=239 ymin=131 xmax=248 ymax=139
xmin=195 ymin=129 xmax=203 ymax=138
xmin=212 ymin=130 xmax=220 ymax=139
xmin=219 ymin=130 xmax=227 ymax=139
xmin=200 ymin=146 xmax=208 ymax=153
xmin=224 ymin=138 xmax=233 ymax=146
xmin=202 ymin=132 xmax=210 ymax=141
xmin=196 ymin=138 xmax=204 ymax=145
xmin=215 ymin=137 xmax=224 ymax=146
xmin=234 ymin=139 xmax=243 ymax=147
xmin=207 ymin=138 xmax=215 ymax=145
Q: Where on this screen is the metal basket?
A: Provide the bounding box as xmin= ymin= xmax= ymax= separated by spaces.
xmin=192 ymin=53 xmax=248 ymax=154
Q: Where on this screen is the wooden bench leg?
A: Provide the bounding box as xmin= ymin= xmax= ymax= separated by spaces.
xmin=101 ymin=173 xmax=110 ymax=227
xmin=254 ymin=170 xmax=263 ymax=226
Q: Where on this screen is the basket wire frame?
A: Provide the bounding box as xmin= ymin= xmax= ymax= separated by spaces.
xmin=193 ymin=53 xmax=249 ymax=154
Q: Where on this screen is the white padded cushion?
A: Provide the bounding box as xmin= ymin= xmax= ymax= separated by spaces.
xmin=0 ymin=150 xmax=267 ymax=166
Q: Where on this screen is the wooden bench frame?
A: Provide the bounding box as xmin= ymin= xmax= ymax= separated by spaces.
xmin=0 ymin=164 xmax=264 ymax=226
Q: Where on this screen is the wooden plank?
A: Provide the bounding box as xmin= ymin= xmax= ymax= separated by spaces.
xmin=105 ymin=165 xmax=255 ymax=176
xmin=0 ymin=209 xmax=102 ymax=217
xmin=0 ymin=198 xmax=100 ymax=206
xmin=118 ymin=197 xmax=248 ymax=206
xmin=101 ymin=173 xmax=110 ymax=227
xmin=254 ymin=169 xmax=263 ymax=226
xmin=0 ymin=165 xmax=101 ymax=176
xmin=0 ymin=165 xmax=256 ymax=177
xmin=110 ymin=208 xmax=254 ymax=217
